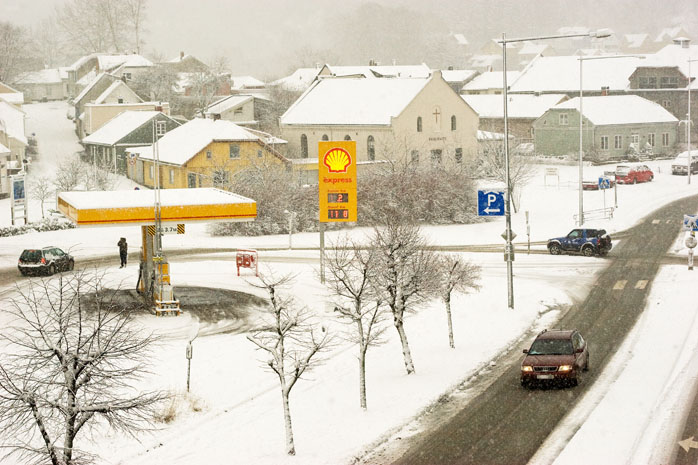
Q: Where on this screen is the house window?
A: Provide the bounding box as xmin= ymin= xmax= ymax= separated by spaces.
xmin=206 ymin=150 xmax=212 ymax=159
xmin=344 ymin=135 xmax=351 ymax=141
xmin=455 ymin=147 xmax=463 ymax=163
xmin=662 ymin=132 xmax=670 ymax=146
xmin=123 ymin=72 xmax=132 ymax=80
xmin=187 ymin=173 xmax=196 ymax=188
xmin=417 ymin=116 xmax=422 ymax=132
xmin=229 ymin=144 xmax=240 ymax=159
xmin=149 ymin=165 xmax=154 ymax=179
xmin=300 ymin=134 xmax=308 ymax=158
xmin=639 ymin=76 xmax=657 ymax=89
xmin=169 ymin=169 xmax=174 ymax=184
xmin=614 ymin=135 xmax=622 ymax=149
xmin=631 ymin=134 xmax=639 ymax=145
xmin=559 ymin=113 xmax=569 ymax=126
xmin=530 ymin=127 xmax=535 ymax=137
xmin=234 ymin=107 xmax=243 ymax=115
xmin=213 ymin=169 xmax=230 ymax=187
xmin=662 ymin=100 xmax=671 ymax=109
xmin=648 ymin=133 xmax=655 ymax=146
xmin=451 ymin=115 xmax=457 ymax=131
xmin=156 ymin=121 xmax=166 ymax=137
xmin=367 ymin=136 xmax=375 ymax=161
xmin=118 ymin=98 xmax=124 ymax=104
xmin=430 ymin=149 xmax=442 ymax=164
xmin=411 ymin=150 xmax=419 ymax=163
xmin=257 ymin=150 xmax=263 ymax=158
xmin=660 ymin=76 xmax=679 ymax=89
xmin=600 ymin=136 xmax=609 ymax=150
xmin=321 ymin=134 xmax=329 ymax=141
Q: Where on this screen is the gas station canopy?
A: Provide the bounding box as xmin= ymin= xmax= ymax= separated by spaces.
xmin=58 ymin=188 xmax=256 ymax=226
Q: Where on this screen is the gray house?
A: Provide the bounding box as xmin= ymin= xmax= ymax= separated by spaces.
xmin=81 ymin=110 xmax=181 ymax=174
xmin=533 ymin=95 xmax=679 ymax=160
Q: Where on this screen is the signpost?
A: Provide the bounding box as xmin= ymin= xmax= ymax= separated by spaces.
xmin=683 ymin=214 xmax=698 ymax=232
xmin=318 ymin=141 xmax=358 ymax=282
xmin=477 ymin=190 xmax=505 ymax=217
xmin=10 ymin=174 xmax=26 ymax=225
xmin=686 ymin=233 xmax=697 ymax=270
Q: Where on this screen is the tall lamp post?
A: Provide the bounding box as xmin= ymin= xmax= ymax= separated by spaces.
xmin=577 ymin=54 xmax=644 ymax=225
xmin=688 ymin=58 xmax=697 ymax=185
xmin=499 ymin=28 xmax=610 ymax=310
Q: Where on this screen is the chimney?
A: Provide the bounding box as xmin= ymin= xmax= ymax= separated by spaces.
xmin=448 ymin=65 xmax=454 ymax=70
xmin=673 ymin=37 xmax=691 ymax=48
xmin=601 ymin=86 xmax=609 ymax=96
xmin=180 ymin=51 xmax=184 ymax=60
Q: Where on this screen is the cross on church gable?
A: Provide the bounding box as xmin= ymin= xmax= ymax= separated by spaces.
xmin=433 ymin=107 xmax=441 ymax=124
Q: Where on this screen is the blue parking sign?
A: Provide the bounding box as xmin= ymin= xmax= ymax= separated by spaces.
xmin=478 ymin=190 xmax=505 ymax=216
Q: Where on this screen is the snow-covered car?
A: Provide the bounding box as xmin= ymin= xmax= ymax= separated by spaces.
xmin=615 ymin=163 xmax=653 ymax=184
xmin=671 ymin=151 xmax=698 ymax=175
xmin=18 ymin=247 xmax=74 ymax=276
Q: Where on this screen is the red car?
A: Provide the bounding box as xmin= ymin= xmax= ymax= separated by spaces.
xmin=520 ymin=329 xmax=589 ymax=388
xmin=615 ymin=163 xmax=653 ymax=184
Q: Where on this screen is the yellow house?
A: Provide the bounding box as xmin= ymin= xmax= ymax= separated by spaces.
xmin=125 ymin=118 xmax=288 ymax=189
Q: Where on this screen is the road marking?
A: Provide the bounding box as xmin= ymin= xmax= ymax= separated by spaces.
xmin=613 ymin=280 xmax=627 ymax=290
xmin=652 ymin=219 xmax=660 ymax=224
xmin=634 ymin=280 xmax=648 ymax=289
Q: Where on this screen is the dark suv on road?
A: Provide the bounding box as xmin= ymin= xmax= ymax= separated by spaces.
xmin=520 ymin=329 xmax=589 ymax=388
xmin=18 ymin=247 xmax=74 ymax=276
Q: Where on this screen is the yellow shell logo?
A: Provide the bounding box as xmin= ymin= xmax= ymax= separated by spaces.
xmin=323 ymin=148 xmax=352 ymax=173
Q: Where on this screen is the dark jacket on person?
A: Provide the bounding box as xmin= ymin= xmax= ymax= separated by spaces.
xmin=118 ymin=238 xmax=128 ymax=254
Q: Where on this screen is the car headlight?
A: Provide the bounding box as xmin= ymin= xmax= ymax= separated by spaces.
xmin=558 ymin=365 xmax=572 ymax=372
xmin=521 ymin=366 xmax=533 ymax=372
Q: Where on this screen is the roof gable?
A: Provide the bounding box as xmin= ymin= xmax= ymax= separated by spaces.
xmin=462 ymin=94 xmax=568 ymax=119
xmin=551 ymin=95 xmax=678 ymax=125
xmin=94 ymin=80 xmax=143 ymax=104
xmin=82 ymin=111 xmax=176 ymax=146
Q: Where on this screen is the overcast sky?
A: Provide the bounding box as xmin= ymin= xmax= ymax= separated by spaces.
xmin=2 ymin=0 xmax=697 ymax=78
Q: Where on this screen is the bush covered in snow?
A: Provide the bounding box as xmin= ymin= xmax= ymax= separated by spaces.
xmin=0 ymin=217 xmax=75 ymax=237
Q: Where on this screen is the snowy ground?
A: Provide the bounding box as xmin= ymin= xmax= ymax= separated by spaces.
xmin=0 ymin=102 xmax=696 ymax=464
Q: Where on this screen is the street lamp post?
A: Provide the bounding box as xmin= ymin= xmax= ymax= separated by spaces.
xmin=688 ymin=58 xmax=697 ymax=185
xmin=499 ymin=28 xmax=610 ymax=310
xmin=577 ymin=54 xmax=644 ymax=225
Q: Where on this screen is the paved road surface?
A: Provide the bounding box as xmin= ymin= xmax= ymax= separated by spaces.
xmin=385 ymin=194 xmax=698 ymax=465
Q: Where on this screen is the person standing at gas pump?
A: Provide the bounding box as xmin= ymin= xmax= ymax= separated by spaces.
xmin=118 ymin=237 xmax=128 ymax=268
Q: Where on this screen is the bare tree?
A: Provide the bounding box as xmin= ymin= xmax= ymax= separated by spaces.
xmin=30 ymin=18 xmax=65 ymax=69
xmin=325 ymin=237 xmax=387 ymax=410
xmin=123 ymin=0 xmax=148 ymax=54
xmin=0 ymin=271 xmax=166 ymax=465
xmin=85 ymin=158 xmax=119 ymax=191
xmin=54 ymin=156 xmax=86 ymax=193
xmin=29 ymin=176 xmax=55 ymax=219
xmin=0 ymin=22 xmax=34 ymax=83
xmin=476 ymin=140 xmax=536 ymax=213
xmin=247 ymin=272 xmax=329 ymax=455
xmin=436 ymin=254 xmax=481 ymax=349
xmin=369 ymin=223 xmax=438 ymax=375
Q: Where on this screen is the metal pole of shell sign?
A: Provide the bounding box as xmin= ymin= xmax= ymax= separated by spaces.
xmin=318 ymin=141 xmax=358 ymax=282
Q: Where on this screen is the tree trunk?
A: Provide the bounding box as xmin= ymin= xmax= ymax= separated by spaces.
xmin=359 ymin=345 xmax=367 ymax=410
xmin=281 ymin=388 xmax=295 ymax=455
xmin=445 ymin=295 xmax=455 ymax=349
xmin=393 ymin=310 xmax=415 ymax=374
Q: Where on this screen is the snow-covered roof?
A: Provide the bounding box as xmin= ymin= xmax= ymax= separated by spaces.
xmin=453 ymin=33 xmax=468 ymax=45
xmin=76 ymin=69 xmax=97 ymax=86
xmin=624 ymin=33 xmax=649 ymax=49
xmin=440 ymin=69 xmax=477 ymax=83
xmin=127 ymin=118 xmax=270 ymax=165
xmin=462 ymin=71 xmax=520 ymax=92
xmin=0 ymin=91 xmax=24 ymax=105
xmin=59 ymin=188 xmax=253 ymax=211
xmin=231 ymin=76 xmax=265 ymax=89
xmin=509 ymin=55 xmax=644 ymax=93
xmin=204 ymin=95 xmax=253 ymax=115
xmin=477 ymin=130 xmax=506 ymax=141
xmin=518 ymin=42 xmax=550 ymax=56
xmin=641 ymin=43 xmax=698 ymax=79
xmin=462 ymin=93 xmax=567 ymax=119
xmin=0 ymin=101 xmax=27 ymax=145
xmin=323 ymin=64 xmax=431 ymax=79
xmin=655 ymin=27 xmax=684 ymax=43
xmin=0 ymin=142 xmax=9 ymax=155
xmin=67 ymin=53 xmax=100 ymax=71
xmin=552 ymin=95 xmax=679 ymax=125
xmin=280 ymin=77 xmax=430 ymax=126
xmin=58 ymin=67 xmax=70 ymax=80
xmin=82 ymin=111 xmax=167 ymax=146
xmin=98 ymin=54 xmax=152 ymax=71
xmin=469 ymin=54 xmax=501 ymax=69
xmin=73 ymin=72 xmax=110 ymax=104
xmin=15 ymin=68 xmax=63 ymax=84
xmin=271 ymin=68 xmax=322 ymax=91
xmin=94 ymin=80 xmax=142 ymax=104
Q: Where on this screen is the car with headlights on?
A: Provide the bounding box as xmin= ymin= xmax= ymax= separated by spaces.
xmin=520 ymin=329 xmax=589 ymax=388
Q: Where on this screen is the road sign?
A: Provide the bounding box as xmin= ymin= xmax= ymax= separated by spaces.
xmin=478 ymin=190 xmax=504 ymax=216
xmin=683 ymin=215 xmax=698 ymax=231
xmin=598 ymin=177 xmax=611 ymax=189
xmin=318 ymin=141 xmax=357 ymax=223
xmin=501 ymin=230 xmax=517 ymax=241
xmin=147 ymin=224 xmax=185 ymax=235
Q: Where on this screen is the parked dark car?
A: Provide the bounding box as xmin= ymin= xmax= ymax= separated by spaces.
xmin=615 ymin=163 xmax=653 ymax=184
xmin=671 ymin=151 xmax=698 ymax=175
xmin=521 ymin=329 xmax=589 ymax=388
xmin=18 ymin=247 xmax=74 ymax=276
xmin=547 ymin=228 xmax=612 ymax=256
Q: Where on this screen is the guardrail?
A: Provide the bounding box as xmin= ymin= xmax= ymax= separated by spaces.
xmin=573 ymin=207 xmax=614 ymax=223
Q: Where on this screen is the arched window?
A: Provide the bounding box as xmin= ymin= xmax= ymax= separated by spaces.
xmin=321 ymin=134 xmax=329 ymax=141
xmin=451 ymin=115 xmax=457 ymax=131
xmin=367 ymin=136 xmax=375 ymax=161
xmin=300 ymin=134 xmax=308 ymax=158
xmin=344 ymin=135 xmax=351 ymax=141
xmin=417 ymin=116 xmax=422 ymax=132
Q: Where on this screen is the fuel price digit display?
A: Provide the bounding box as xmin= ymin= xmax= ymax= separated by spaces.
xmin=327 ymin=193 xmax=349 ymax=203
xmin=328 ymin=209 xmax=349 ymax=219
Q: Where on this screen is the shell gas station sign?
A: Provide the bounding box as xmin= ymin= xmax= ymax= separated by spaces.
xmin=318 ymin=141 xmax=357 ymax=222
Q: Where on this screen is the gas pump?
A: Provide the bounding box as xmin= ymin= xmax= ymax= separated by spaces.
xmin=139 ymin=225 xmax=180 ymax=315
